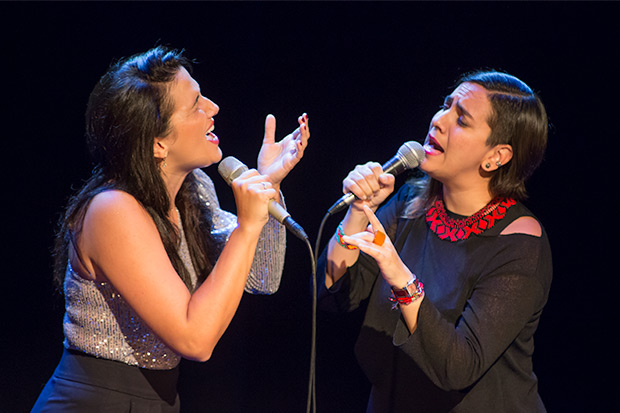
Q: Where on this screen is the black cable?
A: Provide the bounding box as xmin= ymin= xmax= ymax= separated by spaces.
xmin=304 ymin=234 xmax=316 ymax=413
xmin=306 ymin=211 xmax=332 ymax=413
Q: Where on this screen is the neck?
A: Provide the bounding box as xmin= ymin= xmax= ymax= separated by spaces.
xmin=441 ymin=182 xmax=494 ymax=216
xmin=161 ymin=169 xmax=189 ymax=221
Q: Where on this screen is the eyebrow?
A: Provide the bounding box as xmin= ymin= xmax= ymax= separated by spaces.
xmin=455 ymin=100 xmax=473 ymax=120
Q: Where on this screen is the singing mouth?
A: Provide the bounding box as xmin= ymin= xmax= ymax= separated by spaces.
xmin=424 ymin=135 xmax=444 ymax=154
xmin=206 ymin=124 xmax=219 ymax=144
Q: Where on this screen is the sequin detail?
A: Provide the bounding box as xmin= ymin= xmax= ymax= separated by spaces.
xmin=63 ymin=262 xmax=179 ymax=369
xmin=426 ymin=197 xmax=516 ymax=242
xmin=62 ymin=169 xmax=286 ymax=368
xmin=193 ymin=169 xmax=286 ymax=294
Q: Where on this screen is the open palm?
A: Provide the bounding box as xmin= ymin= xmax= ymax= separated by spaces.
xmin=257 ymin=114 xmax=309 ymax=185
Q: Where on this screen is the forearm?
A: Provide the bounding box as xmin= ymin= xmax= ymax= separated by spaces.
xmin=325 ymin=207 xmax=369 ymax=287
xmin=183 ymin=225 xmax=262 ymax=360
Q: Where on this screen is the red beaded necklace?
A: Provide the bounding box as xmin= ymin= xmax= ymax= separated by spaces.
xmin=426 ymin=197 xmax=516 ymax=242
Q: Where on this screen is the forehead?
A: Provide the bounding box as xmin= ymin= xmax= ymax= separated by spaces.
xmin=169 ymin=67 xmax=200 ymax=109
xmin=449 ymin=82 xmax=492 ymax=122
xmin=452 ymin=82 xmax=490 ymax=104
xmin=450 ymin=82 xmax=489 ymax=104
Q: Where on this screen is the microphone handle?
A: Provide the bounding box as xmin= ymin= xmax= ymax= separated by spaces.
xmin=269 ymin=200 xmax=308 ymax=241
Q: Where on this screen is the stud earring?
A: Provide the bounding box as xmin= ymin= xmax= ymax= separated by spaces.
xmin=496 ymin=161 xmax=502 ymax=167
xmin=485 ymin=163 xmax=491 ymax=169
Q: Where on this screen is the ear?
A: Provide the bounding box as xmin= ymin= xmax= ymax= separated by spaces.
xmin=153 ymin=138 xmax=168 ymax=161
xmin=482 ymin=144 xmax=513 ymax=171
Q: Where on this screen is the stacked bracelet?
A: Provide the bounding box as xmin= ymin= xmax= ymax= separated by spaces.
xmin=388 ymin=276 xmax=424 ymax=310
xmin=335 ymin=222 xmax=358 ymax=250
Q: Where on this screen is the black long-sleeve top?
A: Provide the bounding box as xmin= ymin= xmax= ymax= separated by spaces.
xmin=318 ymin=183 xmax=552 ymax=412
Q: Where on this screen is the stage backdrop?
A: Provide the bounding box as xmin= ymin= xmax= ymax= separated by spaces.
xmin=2 ymin=2 xmax=615 ymax=412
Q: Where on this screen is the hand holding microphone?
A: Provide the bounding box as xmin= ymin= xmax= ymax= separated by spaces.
xmin=219 ymin=156 xmax=308 ymax=240
xmin=327 ymin=141 xmax=425 ymax=215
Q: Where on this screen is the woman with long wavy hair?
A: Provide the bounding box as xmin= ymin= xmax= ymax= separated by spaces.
xmin=33 ymin=46 xmax=309 ymax=411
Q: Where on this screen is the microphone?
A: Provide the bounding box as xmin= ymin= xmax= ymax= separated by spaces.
xmin=218 ymin=156 xmax=308 ymax=241
xmin=327 ymin=141 xmax=425 ymax=215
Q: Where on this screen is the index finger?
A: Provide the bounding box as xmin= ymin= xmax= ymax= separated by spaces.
xmin=362 ymin=205 xmax=386 ymax=234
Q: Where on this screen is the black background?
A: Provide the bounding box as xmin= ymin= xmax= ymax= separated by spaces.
xmin=2 ymin=2 xmax=616 ymax=412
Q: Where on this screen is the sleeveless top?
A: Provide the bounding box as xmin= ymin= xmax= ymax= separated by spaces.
xmin=62 ymin=169 xmax=286 ymax=370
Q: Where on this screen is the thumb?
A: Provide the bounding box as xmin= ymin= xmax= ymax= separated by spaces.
xmin=263 ymin=114 xmax=276 ymax=145
xmin=379 ymin=173 xmax=396 ymax=186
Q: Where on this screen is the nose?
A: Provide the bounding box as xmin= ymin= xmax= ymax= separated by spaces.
xmin=430 ymin=108 xmax=448 ymax=134
xmin=202 ymin=96 xmax=219 ymax=117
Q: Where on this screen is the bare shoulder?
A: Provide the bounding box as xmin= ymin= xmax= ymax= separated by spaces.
xmin=89 ymin=189 xmax=146 ymax=214
xmin=81 ymin=190 xmax=161 ymax=259
xmin=72 ymin=190 xmax=164 ymax=282
xmin=500 ymin=216 xmax=542 ymax=237
xmin=85 ymin=190 xmax=153 ymax=228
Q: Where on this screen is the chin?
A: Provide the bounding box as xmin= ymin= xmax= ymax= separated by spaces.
xmin=204 ymin=149 xmax=223 ymax=167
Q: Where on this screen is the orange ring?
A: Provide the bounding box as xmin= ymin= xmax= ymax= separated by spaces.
xmin=372 ymin=230 xmax=386 ymax=246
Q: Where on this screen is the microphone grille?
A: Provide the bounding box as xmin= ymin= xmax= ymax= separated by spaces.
xmin=217 ymin=156 xmax=248 ymax=185
xmin=398 ymin=141 xmax=426 ymax=168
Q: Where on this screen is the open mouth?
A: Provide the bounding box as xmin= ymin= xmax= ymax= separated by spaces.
xmin=206 ymin=124 xmax=219 ymax=144
xmin=424 ymin=136 xmax=444 ymax=154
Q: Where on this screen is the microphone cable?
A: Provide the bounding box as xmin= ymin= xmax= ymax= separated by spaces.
xmin=305 ymin=232 xmax=317 ymax=413
xmin=306 ymin=207 xmax=340 ymax=413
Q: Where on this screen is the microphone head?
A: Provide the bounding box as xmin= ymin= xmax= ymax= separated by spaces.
xmin=217 ymin=156 xmax=249 ymax=185
xmin=397 ymin=141 xmax=426 ymax=169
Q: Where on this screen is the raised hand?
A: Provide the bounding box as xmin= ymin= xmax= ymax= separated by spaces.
xmin=257 ymin=113 xmax=310 ymax=187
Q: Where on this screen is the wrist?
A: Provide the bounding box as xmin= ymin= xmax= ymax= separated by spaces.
xmin=342 ymin=208 xmax=369 ymax=230
xmin=388 ymin=274 xmax=424 ymax=310
xmin=233 ymin=220 xmax=265 ymax=239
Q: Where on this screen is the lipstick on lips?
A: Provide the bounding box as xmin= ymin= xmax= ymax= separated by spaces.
xmin=424 ymin=135 xmax=444 ymax=155
xmin=206 ymin=122 xmax=219 ymax=144
xmin=207 ymin=132 xmax=219 ymax=144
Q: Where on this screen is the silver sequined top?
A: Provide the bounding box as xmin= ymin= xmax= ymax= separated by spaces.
xmin=63 ymin=169 xmax=286 ymax=370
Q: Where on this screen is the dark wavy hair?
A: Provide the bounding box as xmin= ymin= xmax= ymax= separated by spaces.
xmin=53 ymin=46 xmax=220 ymax=291
xmin=405 ymin=70 xmax=548 ymax=217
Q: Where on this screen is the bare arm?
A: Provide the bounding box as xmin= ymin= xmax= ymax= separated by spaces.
xmin=76 ymin=170 xmax=274 ymax=362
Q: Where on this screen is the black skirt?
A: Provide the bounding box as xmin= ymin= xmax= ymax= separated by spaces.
xmin=32 ymin=349 xmax=180 ymax=412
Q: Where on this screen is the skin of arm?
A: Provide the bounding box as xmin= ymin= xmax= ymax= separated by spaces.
xmin=325 ymin=162 xmax=394 ymax=288
xmin=75 ymin=169 xmax=274 ymax=362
